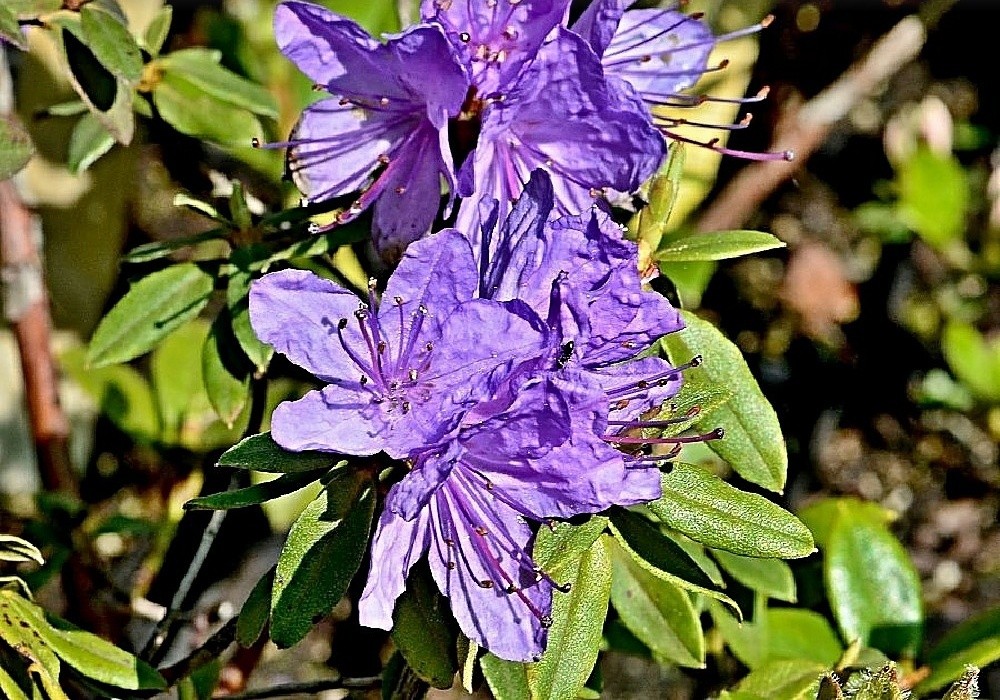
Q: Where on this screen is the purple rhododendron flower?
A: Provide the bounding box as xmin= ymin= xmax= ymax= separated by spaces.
xmin=570 ymin=1 xmax=792 ymax=161
xmin=261 ymin=1 xmax=469 ymax=258
xmin=265 ymin=0 xmax=671 ymax=258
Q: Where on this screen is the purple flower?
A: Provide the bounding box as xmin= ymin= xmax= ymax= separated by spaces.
xmin=249 ymin=233 xmax=548 ymax=460
xmin=260 ymin=1 xmax=469 ymax=258
xmin=570 ymin=1 xmax=792 ymax=161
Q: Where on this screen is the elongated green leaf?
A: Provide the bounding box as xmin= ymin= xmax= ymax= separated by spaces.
xmin=727 ymin=659 xmax=826 ymax=700
xmin=218 ymin=432 xmax=338 ymax=473
xmin=0 ymin=6 xmax=26 ymax=50
xmin=66 ymin=112 xmax=115 ymax=174
xmin=712 ymin=549 xmax=796 ymax=602
xmin=942 ymin=320 xmax=1000 ymax=402
xmin=270 ymin=472 xmax=375 ymax=648
xmin=608 ymin=508 xmax=738 ymax=614
xmin=764 ymin=608 xmax=843 ymax=667
xmin=527 ymin=535 xmax=611 ymax=700
xmin=897 ymin=147 xmax=968 ymax=249
xmin=158 ymin=49 xmax=278 ymax=117
xmin=141 ymin=5 xmax=172 ymax=56
xmin=152 ymin=321 xmax=207 ymax=442
xmin=608 ymin=538 xmax=704 ymax=667
xmin=481 ymin=654 xmax=531 ymax=700
xmin=797 ymin=498 xmax=893 ymax=551
xmin=236 ymin=570 xmax=272 ymax=648
xmin=80 ymin=4 xmax=142 ymax=82
xmin=0 ymin=115 xmax=34 ymax=179
xmin=228 ymin=252 xmax=273 ymax=372
xmin=825 ymin=510 xmax=922 ymax=656
xmin=532 ymin=516 xmax=607 ymax=573
xmin=920 ymin=613 xmax=1000 ymax=692
xmin=648 ymin=464 xmax=814 ymax=558
xmin=202 ymin=311 xmax=250 ymax=428
xmin=0 ymin=592 xmax=62 ymax=678
xmin=392 ymin=563 xmax=458 ymax=689
xmin=2 ymin=591 xmax=166 ymax=690
xmin=0 ymin=663 xmax=30 ymax=700
xmin=153 ymin=72 xmax=263 ymax=147
xmin=88 ymin=263 xmax=214 ymax=367
xmin=657 ymin=230 xmax=785 ymax=262
xmin=185 ymin=471 xmax=322 ymax=511
xmin=629 ymin=144 xmax=686 ymax=262
xmin=0 ymin=536 xmax=44 ymax=566
xmin=663 ymin=311 xmax=787 ymax=491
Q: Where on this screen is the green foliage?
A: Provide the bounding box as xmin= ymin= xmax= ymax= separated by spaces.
xmin=941 ymin=320 xmax=1000 ymax=403
xmin=662 ymin=311 xmax=788 ymax=492
xmin=66 ymin=112 xmax=115 ymax=174
xmin=648 ymin=464 xmax=814 ymax=558
xmin=800 ymin=499 xmax=923 ymax=657
xmin=896 ymin=147 xmax=968 ymax=249
xmin=0 ymin=5 xmax=27 ymax=50
xmin=87 ymin=263 xmax=215 ymax=368
xmin=0 ymin=114 xmax=34 ymax=179
xmin=0 ymin=588 xmax=165 ymax=695
xmin=918 ymin=606 xmax=1000 ymax=693
xmin=184 ymin=471 xmax=323 ymax=511
xmin=656 ymin=230 xmax=785 ymax=263
xmin=236 ymin=570 xmax=273 ymax=648
xmin=219 ymin=432 xmax=342 ymax=473
xmin=392 ymin=563 xmax=459 ymax=689
xmin=270 ymin=471 xmax=375 ymax=648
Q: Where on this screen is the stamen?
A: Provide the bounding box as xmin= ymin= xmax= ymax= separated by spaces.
xmin=661 ymin=131 xmax=795 ymax=162
xmin=603 ymin=428 xmax=725 ymax=445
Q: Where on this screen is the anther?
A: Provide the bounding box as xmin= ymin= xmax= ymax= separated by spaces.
xmin=250 ymin=137 xmax=261 ymax=148
xmin=307 ymin=222 xmax=321 ymax=234
xmin=408 ymin=369 xmax=418 ymax=381
xmin=377 ymin=340 xmax=387 ymax=354
xmin=418 ymin=303 xmax=428 ymax=315
xmin=459 ymin=31 xmax=471 ymax=42
xmin=377 ymin=154 xmax=390 ymax=165
xmin=368 ymin=277 xmax=378 ymax=290
xmin=475 ymin=526 xmax=488 ymax=536
xmin=425 ymin=342 xmax=434 ymax=352
xmin=539 ymin=615 xmax=553 ymax=629
xmin=447 ymin=562 xmax=456 ymax=570
xmin=394 ymin=295 xmax=404 ymax=305
xmin=337 ymin=318 xmax=348 ymax=330
xmin=395 ymin=186 xmax=407 ymax=194
xmin=402 ymin=401 xmax=411 ymax=414
xmin=555 ymin=582 xmax=572 ymax=593
xmin=478 ymin=580 xmax=494 ymax=589
xmin=359 ymin=375 xmax=368 ymax=385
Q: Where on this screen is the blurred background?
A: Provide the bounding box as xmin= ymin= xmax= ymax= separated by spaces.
xmin=1 ymin=0 xmax=997 ymax=697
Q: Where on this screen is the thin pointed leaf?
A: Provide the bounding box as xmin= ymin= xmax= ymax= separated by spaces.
xmin=218 ymin=432 xmax=341 ymax=474
xmin=236 ymin=570 xmax=273 ymax=648
xmin=185 ymin=471 xmax=323 ymax=511
xmin=0 ymin=536 xmax=44 ymax=566
xmin=391 ymin=563 xmax=458 ymax=689
xmin=66 ymin=112 xmax=115 ymax=174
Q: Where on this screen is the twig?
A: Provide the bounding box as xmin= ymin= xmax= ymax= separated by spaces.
xmin=213 ymin=676 xmax=382 ymax=700
xmin=695 ymin=15 xmax=928 ymax=233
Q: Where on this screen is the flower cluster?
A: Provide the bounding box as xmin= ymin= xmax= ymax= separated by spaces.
xmin=250 ymin=169 xmax=720 ymax=660
xmin=258 ymin=0 xmax=779 ymax=259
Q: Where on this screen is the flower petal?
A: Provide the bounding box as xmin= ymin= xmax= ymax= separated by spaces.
xmin=427 ymin=474 xmax=551 ymax=661
xmin=570 ymin=0 xmax=628 ymax=56
xmin=249 ymin=269 xmax=365 ymax=382
xmin=358 ymin=504 xmax=432 ymax=629
xmin=270 ymin=383 xmax=384 ymax=455
xmin=275 ymin=1 xmax=379 ymax=87
xmin=460 ymin=370 xmax=631 ymax=519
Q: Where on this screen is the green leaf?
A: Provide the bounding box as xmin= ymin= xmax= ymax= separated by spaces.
xmin=662 ymin=311 xmax=787 ymax=491
xmin=158 ymin=48 xmax=278 ymax=118
xmin=608 ymin=537 xmax=704 ymax=667
xmin=66 ymin=112 xmax=115 ymax=174
xmin=648 ymin=464 xmax=814 ymax=558
xmin=917 ymin=606 xmax=1000 ymax=693
xmin=218 ymin=432 xmax=339 ymax=473
xmin=941 ymin=320 xmax=1000 ymax=403
xmin=629 ymin=144 xmax=686 ymax=260
xmin=481 ymin=530 xmax=612 ymax=700
xmin=87 ymin=263 xmax=215 ymax=367
xmin=2 ymin=590 xmax=166 ymax=690
xmin=123 ymin=228 xmax=228 ymax=264
xmin=391 ymin=562 xmax=458 ymax=689
xmin=940 ymin=666 xmax=981 ymax=700
xmin=0 ymin=663 xmax=30 ymax=700
xmin=712 ymin=549 xmax=796 ymax=602
xmin=151 ymin=321 xmax=207 ymax=442
xmin=202 ymin=311 xmax=251 ymax=428
xmin=236 ymin=570 xmax=273 ymax=648
xmin=849 ymin=664 xmax=904 ymax=700
xmin=80 ymin=4 xmax=143 ymax=82
xmin=528 ymin=534 xmax=612 ymax=699
xmin=727 ymin=659 xmax=826 ymax=700
xmin=0 ymin=114 xmax=34 ymax=179
xmin=797 ymin=498 xmax=893 ymax=551
xmin=55 ymin=16 xmax=135 ymax=144
xmin=824 ymin=508 xmax=922 ymax=656
xmin=657 ymin=260 xmax=716 ymax=309
xmin=185 ymin=471 xmax=322 ymax=511
xmin=0 ymin=6 xmax=26 ymax=50
xmin=141 ymin=5 xmax=172 ymax=56
xmin=532 ymin=516 xmax=608 ymax=574
xmin=897 ymin=147 xmax=968 ymax=248
xmin=764 ymin=608 xmax=843 ymax=667
xmin=0 ymin=536 xmax=44 ymax=566
xmin=270 ymin=472 xmax=375 ymax=648
xmin=608 ymin=508 xmax=738 ymax=613
xmin=228 ymin=251 xmax=273 ymax=372
xmin=656 ymin=230 xmax=785 ymax=262
xmin=153 ymin=71 xmax=263 ymax=147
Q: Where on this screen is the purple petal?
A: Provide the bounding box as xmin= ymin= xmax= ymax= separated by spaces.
xmin=384 ymin=442 xmax=462 ymax=520
xmin=466 ymin=29 xmax=664 ymax=226
xmin=358 ymin=505 xmax=432 ymax=629
xmin=460 ymin=370 xmax=632 ymax=519
xmin=383 ymin=228 xmax=479 ymax=320
xmin=249 ymin=269 xmax=365 ymax=382
xmin=270 ymin=384 xmax=384 ymax=455
xmin=275 ymin=1 xmax=379 ymax=87
xmin=570 ymin=0 xmax=629 ymax=56
xmin=601 ymin=9 xmax=715 ymax=100
xmin=618 ymin=466 xmax=663 ymax=505
xmin=427 ymin=473 xmax=551 ymax=661
xmin=423 ymin=0 xmax=570 ymax=95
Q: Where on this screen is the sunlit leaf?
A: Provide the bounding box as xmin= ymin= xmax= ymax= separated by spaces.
xmin=392 ymin=563 xmax=458 ymax=689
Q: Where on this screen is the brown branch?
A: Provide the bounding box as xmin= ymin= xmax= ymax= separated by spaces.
xmin=695 ymin=15 xmax=928 ymax=233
